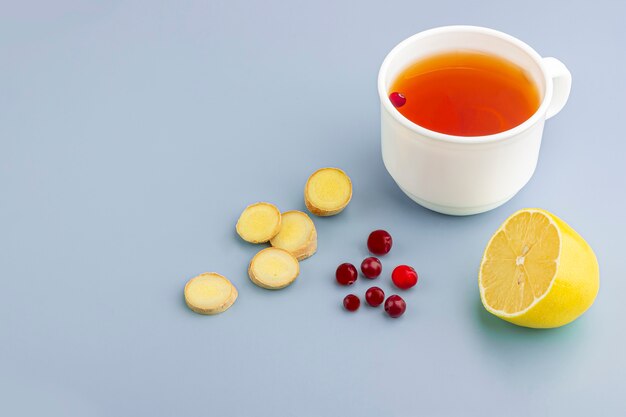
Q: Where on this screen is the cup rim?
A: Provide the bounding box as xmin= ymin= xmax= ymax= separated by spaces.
xmin=377 ymin=25 xmax=553 ymax=144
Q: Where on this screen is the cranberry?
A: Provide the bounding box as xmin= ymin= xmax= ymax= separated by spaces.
xmin=336 ymin=263 xmax=358 ymax=285
xmin=389 ymin=92 xmax=406 ymax=108
xmin=361 ymin=257 xmax=382 ymax=279
xmin=391 ymin=265 xmax=418 ymax=289
xmin=384 ymin=295 xmax=406 ymax=318
xmin=365 ymin=287 xmax=385 ymax=307
xmin=343 ymin=294 xmax=360 ymax=311
xmin=367 ymin=230 xmax=393 ymax=255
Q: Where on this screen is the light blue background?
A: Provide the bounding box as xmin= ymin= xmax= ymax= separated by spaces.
xmin=1 ymin=1 xmax=625 ymax=416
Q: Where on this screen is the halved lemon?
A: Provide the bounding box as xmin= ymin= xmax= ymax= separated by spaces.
xmin=479 ymin=208 xmax=599 ymax=328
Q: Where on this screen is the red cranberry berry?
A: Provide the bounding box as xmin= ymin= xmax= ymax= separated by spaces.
xmin=343 ymin=294 xmax=360 ymax=312
xmin=336 ymin=263 xmax=358 ymax=286
xmin=367 ymin=230 xmax=393 ymax=255
xmin=384 ymin=295 xmax=406 ymax=318
xmin=365 ymin=287 xmax=385 ymax=307
xmin=389 ymin=92 xmax=406 ymax=108
xmin=361 ymin=257 xmax=382 ymax=279
xmin=391 ymin=265 xmax=418 ymax=289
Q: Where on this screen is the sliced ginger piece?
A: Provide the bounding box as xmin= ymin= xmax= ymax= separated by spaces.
xmin=304 ymin=167 xmax=352 ymax=216
xmin=184 ymin=272 xmax=238 ymax=315
xmin=236 ymin=202 xmax=282 ymax=243
xmin=248 ymin=247 xmax=300 ymax=289
xmin=269 ymin=210 xmax=317 ymax=260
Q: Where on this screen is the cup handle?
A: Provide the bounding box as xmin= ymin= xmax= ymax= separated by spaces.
xmin=542 ymin=57 xmax=572 ymax=120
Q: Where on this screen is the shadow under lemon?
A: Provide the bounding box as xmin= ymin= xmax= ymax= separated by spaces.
xmin=473 ymin=296 xmax=587 ymax=343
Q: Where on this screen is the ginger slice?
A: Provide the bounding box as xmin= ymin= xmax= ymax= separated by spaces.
xmin=304 ymin=167 xmax=352 ymax=216
xmin=269 ymin=210 xmax=317 ymax=260
xmin=248 ymin=247 xmax=300 ymax=289
xmin=184 ymin=272 xmax=238 ymax=315
xmin=236 ymin=202 xmax=282 ymax=243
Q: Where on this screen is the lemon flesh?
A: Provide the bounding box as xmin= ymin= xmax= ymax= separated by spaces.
xmin=479 ymin=208 xmax=599 ymax=328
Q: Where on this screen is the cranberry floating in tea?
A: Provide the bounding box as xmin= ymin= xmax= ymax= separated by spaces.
xmin=389 ymin=92 xmax=406 ymax=108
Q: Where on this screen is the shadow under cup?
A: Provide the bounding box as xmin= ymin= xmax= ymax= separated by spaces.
xmin=378 ymin=26 xmax=567 ymax=216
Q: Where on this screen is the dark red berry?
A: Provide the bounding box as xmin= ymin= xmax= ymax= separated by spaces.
xmin=343 ymin=294 xmax=360 ymax=311
xmin=361 ymin=257 xmax=382 ymax=279
xmin=391 ymin=265 xmax=418 ymax=289
xmin=389 ymin=92 xmax=406 ymax=108
xmin=384 ymin=295 xmax=406 ymax=318
xmin=336 ymin=263 xmax=358 ymax=285
xmin=367 ymin=230 xmax=393 ymax=255
xmin=365 ymin=287 xmax=385 ymax=307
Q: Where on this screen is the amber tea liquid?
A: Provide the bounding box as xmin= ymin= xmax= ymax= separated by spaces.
xmin=389 ymin=51 xmax=540 ymax=136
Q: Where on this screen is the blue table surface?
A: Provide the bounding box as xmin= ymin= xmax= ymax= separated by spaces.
xmin=1 ymin=1 xmax=625 ymax=416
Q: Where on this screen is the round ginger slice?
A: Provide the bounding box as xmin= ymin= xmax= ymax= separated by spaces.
xmin=269 ymin=210 xmax=317 ymax=260
xmin=184 ymin=272 xmax=238 ymax=315
xmin=305 ymin=167 xmax=352 ymax=216
xmin=236 ymin=202 xmax=282 ymax=243
xmin=248 ymin=247 xmax=300 ymax=290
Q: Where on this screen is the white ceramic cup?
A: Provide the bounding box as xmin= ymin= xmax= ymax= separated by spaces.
xmin=378 ymin=26 xmax=571 ymax=215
